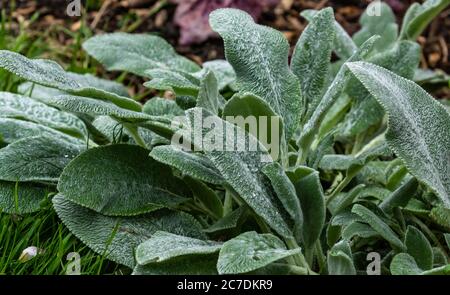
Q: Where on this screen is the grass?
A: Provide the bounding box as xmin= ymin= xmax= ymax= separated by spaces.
xmin=0 ymin=2 xmax=127 ymax=275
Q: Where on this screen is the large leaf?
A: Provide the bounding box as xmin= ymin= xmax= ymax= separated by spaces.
xmin=0 ymin=51 xmax=141 ymax=111
xmin=210 ymin=8 xmax=302 ymax=139
xmin=136 ymin=231 xmax=221 ymax=265
xmin=186 ymin=108 xmax=292 ymax=238
xmin=0 ymin=136 xmax=82 ymax=182
xmin=0 ymin=92 xmax=87 ymax=138
xmin=291 ymin=8 xmax=334 ymax=121
xmin=400 ymin=0 xmax=450 ymax=40
xmin=217 ymin=231 xmax=301 ymax=274
xmin=150 ymin=145 xmax=225 ymax=185
xmin=390 ymin=253 xmax=422 ymax=275
xmin=58 ymin=144 xmax=190 ymax=216
xmin=353 ymin=2 xmax=398 ymax=51
xmin=0 ymin=181 xmax=49 ymax=214
xmin=52 ymin=195 xmax=205 ymax=268
xmin=83 ymin=33 xmax=200 ymax=76
xmin=347 ymin=62 xmax=450 ymax=208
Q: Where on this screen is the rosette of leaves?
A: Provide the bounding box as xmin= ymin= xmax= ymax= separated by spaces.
xmin=0 ymin=1 xmax=449 ymax=275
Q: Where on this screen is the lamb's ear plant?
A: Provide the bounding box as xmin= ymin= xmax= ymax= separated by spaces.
xmin=0 ymin=1 xmax=449 ymax=275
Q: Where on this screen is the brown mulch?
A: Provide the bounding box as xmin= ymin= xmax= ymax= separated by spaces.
xmin=2 ymin=0 xmax=450 ymax=81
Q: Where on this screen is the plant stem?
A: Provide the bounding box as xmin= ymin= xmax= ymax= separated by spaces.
xmin=223 ymin=190 xmax=233 ymax=216
xmin=123 ymin=123 xmax=147 ymax=148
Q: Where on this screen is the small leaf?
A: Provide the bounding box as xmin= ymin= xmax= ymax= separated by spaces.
xmin=288 ymin=166 xmax=325 ymax=250
xmin=150 ymin=145 xmax=224 ymax=185
xmin=210 ymin=8 xmax=302 ymax=139
xmin=429 ymin=206 xmax=450 ymax=230
xmin=352 ymin=204 xmax=405 ymax=251
xmin=399 ymin=0 xmax=450 ymax=40
xmin=380 ymin=178 xmax=418 ymax=214
xmin=83 ymin=33 xmax=200 ymax=76
xmin=390 ymin=253 xmax=422 ymax=275
xmin=136 ymin=231 xmax=221 ymax=265
xmin=58 ymin=144 xmax=190 ymax=216
xmin=0 ymin=136 xmax=82 ymax=182
xmin=144 ymin=69 xmax=200 ymax=96
xmin=292 ymin=8 xmax=334 ymax=121
xmin=204 ymin=207 xmax=246 ymax=233
xmin=405 ymin=225 xmax=433 ymax=270
xmin=301 ymin=9 xmax=357 ymax=60
xmin=327 ymin=240 xmax=356 ymax=275
xmin=353 ymin=2 xmax=398 ymax=51
xmin=142 ymin=97 xmax=184 ymax=118
xmin=342 ymin=222 xmax=379 ymax=240
xmin=217 ymin=231 xmax=301 ymax=274
xmin=193 ymin=60 xmax=236 ymax=90
xmin=347 ymin=61 xmax=450 ymax=208
xmin=0 ymin=181 xmax=49 ymax=214
xmin=183 ymin=176 xmax=223 ymax=219
xmin=53 ymin=195 xmax=205 ymax=268
xmin=196 ymin=71 xmax=219 ymax=115
xmin=262 ymin=162 xmax=303 ymax=230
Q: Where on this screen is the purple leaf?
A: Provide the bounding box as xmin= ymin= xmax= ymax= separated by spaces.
xmin=172 ymin=0 xmax=279 ymax=45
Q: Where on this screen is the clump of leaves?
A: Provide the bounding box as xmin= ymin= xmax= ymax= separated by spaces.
xmin=0 ymin=1 xmax=449 ymax=275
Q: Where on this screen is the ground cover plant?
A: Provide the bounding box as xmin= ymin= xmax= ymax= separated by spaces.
xmin=0 ymin=0 xmax=449 ymax=275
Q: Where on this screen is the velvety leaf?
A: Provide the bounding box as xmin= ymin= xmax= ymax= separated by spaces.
xmin=298 ymin=36 xmax=379 ymax=152
xmin=301 ymin=9 xmax=357 ymax=60
xmin=342 ymin=221 xmax=379 ymax=240
xmin=429 ymin=206 xmax=450 ymax=230
xmin=0 ymin=50 xmax=141 ymax=111
xmin=0 ymin=181 xmax=49 ymax=214
xmin=144 ymin=69 xmax=200 ymax=96
xmin=352 ymin=204 xmax=405 ymax=251
xmin=52 ymin=195 xmax=205 ymax=268
xmin=210 ymin=8 xmax=302 ymax=139
xmin=288 ymin=166 xmax=325 ymax=250
xmin=45 ymin=94 xmax=151 ymax=121
xmin=196 ymin=71 xmax=219 ymax=114
xmin=193 ymin=60 xmax=236 ymax=90
xmin=390 ymin=253 xmax=422 ymax=275
xmin=58 ymin=144 xmax=190 ymax=216
xmin=327 ymin=240 xmax=356 ymax=275
xmin=262 ymin=162 xmax=303 ymax=230
xmin=380 ymin=178 xmax=418 ymax=214
xmin=82 ymin=33 xmax=200 ymax=76
xmin=204 ymin=207 xmax=246 ymax=233
xmin=399 ymin=0 xmax=450 ymax=40
xmin=142 ymin=97 xmax=184 ymax=118
xmin=347 ymin=62 xmax=450 ymax=208
xmin=136 ymin=231 xmax=221 ymax=265
xmin=353 ymin=2 xmax=398 ymax=51
xmin=0 ymin=92 xmax=87 ymax=138
xmin=291 ymin=8 xmax=334 ymax=121
xmin=405 ymin=225 xmax=433 ymax=270
xmin=222 ymin=92 xmax=283 ymax=160
xmin=0 ymin=136 xmax=82 ymax=182
xmin=0 ymin=118 xmax=82 ymax=145
xmin=186 ymin=108 xmax=292 ymax=238
xmin=133 ymin=254 xmax=218 ymax=275
xmin=328 ymin=184 xmax=365 ymax=215
xmin=150 ymin=145 xmax=224 ymax=185
xmin=217 ymin=231 xmax=301 ymax=274
xmin=444 ymin=234 xmax=450 ymax=250
xmin=183 ymin=176 xmax=223 ymax=219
